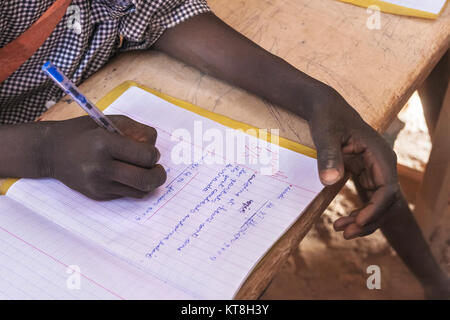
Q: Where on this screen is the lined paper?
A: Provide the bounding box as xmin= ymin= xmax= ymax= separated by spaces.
xmin=0 ymin=197 xmax=192 ymax=299
xmin=342 ymin=0 xmax=448 ymax=15
xmin=6 ymin=86 xmax=323 ymax=299
xmin=385 ymin=0 xmax=447 ymax=14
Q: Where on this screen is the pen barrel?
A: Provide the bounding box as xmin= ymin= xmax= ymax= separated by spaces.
xmin=42 ymin=61 xmax=123 ymax=135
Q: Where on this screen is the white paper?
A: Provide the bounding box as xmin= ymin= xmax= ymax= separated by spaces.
xmin=0 ymin=197 xmax=192 ymax=299
xmin=6 ymin=86 xmax=323 ymax=299
xmin=381 ymin=0 xmax=447 ymax=14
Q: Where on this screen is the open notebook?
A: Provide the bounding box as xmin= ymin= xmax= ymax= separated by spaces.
xmin=0 ymin=82 xmax=323 ymax=300
xmin=338 ymin=0 xmax=448 ymax=18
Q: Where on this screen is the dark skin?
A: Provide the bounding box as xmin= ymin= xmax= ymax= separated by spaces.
xmin=0 ymin=115 xmax=167 ymax=201
xmin=154 ymin=14 xmax=448 ymax=297
xmin=1 ymin=12 xmax=447 ymax=297
xmin=154 ymin=12 xmax=400 ymax=240
xmin=336 ymin=50 xmax=450 ymax=299
xmin=0 ymin=12 xmax=398 ymax=238
xmin=0 ymin=12 xmax=399 ymax=238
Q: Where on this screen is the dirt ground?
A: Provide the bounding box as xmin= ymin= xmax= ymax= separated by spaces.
xmin=262 ymin=92 xmax=450 ymax=300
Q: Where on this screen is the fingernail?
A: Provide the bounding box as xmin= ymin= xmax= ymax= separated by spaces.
xmin=320 ymin=168 xmax=340 ymax=185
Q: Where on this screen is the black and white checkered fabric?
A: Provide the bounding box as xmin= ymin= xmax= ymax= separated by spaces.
xmin=0 ymin=0 xmax=210 ymax=124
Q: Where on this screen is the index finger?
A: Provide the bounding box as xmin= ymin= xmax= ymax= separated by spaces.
xmin=109 ymin=115 xmax=158 ymax=144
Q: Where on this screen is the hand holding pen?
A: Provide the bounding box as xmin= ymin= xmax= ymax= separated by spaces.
xmin=39 ymin=61 xmax=166 ymax=200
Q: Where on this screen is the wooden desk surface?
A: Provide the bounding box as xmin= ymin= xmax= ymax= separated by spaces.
xmin=3 ymin=0 xmax=450 ymax=299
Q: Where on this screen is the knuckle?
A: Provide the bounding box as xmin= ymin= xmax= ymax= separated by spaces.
xmin=81 ymin=162 xmax=104 ymax=180
xmin=90 ymin=131 xmax=109 ymax=152
xmin=136 ymin=126 xmax=157 ymax=144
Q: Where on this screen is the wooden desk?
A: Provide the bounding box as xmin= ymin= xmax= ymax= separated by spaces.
xmin=3 ymin=0 xmax=450 ymax=299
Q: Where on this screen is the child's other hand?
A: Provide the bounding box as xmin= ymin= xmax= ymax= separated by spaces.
xmin=307 ymin=87 xmax=401 ymax=239
xmin=41 ymin=115 xmax=166 ymax=200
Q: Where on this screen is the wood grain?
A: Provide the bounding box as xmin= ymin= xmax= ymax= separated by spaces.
xmin=414 ymin=82 xmax=450 ymax=237
xmin=2 ymin=0 xmax=450 ymax=299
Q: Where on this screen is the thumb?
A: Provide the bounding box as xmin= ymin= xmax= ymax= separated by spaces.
xmin=108 ymin=115 xmax=158 ymax=144
xmin=314 ymin=134 xmax=345 ymax=186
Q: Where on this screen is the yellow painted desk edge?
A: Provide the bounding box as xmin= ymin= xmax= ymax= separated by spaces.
xmin=1 ymin=81 xmax=317 ymax=195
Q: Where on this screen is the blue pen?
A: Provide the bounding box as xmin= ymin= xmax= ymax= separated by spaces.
xmin=42 ymin=61 xmax=123 ymax=135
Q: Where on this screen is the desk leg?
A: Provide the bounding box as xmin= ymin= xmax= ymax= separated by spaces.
xmin=414 ymin=83 xmax=450 ymax=238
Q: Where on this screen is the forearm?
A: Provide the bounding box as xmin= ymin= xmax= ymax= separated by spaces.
xmin=0 ymin=122 xmax=51 ymax=179
xmin=380 ymin=197 xmax=446 ymax=286
xmin=154 ymin=12 xmax=334 ymax=121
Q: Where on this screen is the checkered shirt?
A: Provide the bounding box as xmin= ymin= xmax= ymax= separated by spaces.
xmin=0 ymin=0 xmax=210 ymax=124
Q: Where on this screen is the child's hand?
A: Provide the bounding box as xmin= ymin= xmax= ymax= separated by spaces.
xmin=41 ymin=115 xmax=166 ymax=200
xmin=308 ymin=88 xmax=401 ymax=239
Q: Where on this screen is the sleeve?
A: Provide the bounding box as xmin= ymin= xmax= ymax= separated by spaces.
xmin=119 ymin=0 xmax=211 ymax=51
xmin=153 ymin=0 xmax=210 ymax=30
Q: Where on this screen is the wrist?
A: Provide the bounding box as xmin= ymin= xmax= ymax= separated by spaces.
xmin=33 ymin=121 xmax=57 ymax=178
xmin=0 ymin=121 xmax=56 ymax=179
xmin=255 ymin=54 xmax=333 ymax=122
xmin=293 ymin=80 xmax=331 ymax=121
xmin=273 ymin=69 xmax=352 ymax=123
xmin=308 ymin=84 xmax=364 ymax=125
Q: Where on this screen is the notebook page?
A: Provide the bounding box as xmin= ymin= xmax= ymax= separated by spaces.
xmin=7 ymin=86 xmax=323 ymax=299
xmin=355 ymin=0 xmax=447 ymax=14
xmin=385 ymin=0 xmax=447 ymax=14
xmin=0 ymin=196 xmax=193 ymax=299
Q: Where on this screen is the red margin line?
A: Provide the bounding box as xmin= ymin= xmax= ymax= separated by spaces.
xmin=0 ymin=225 xmax=125 ymax=300
xmin=146 ymin=172 xmax=199 ymax=222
